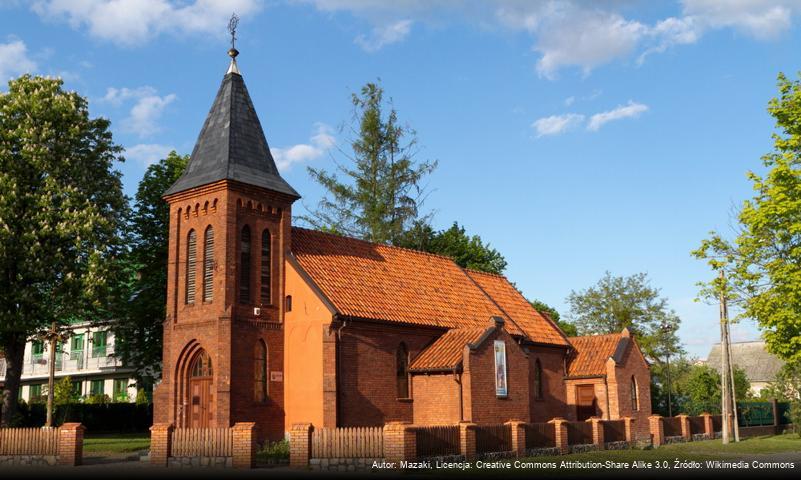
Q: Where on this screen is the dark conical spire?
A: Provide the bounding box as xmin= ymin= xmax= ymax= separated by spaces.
xmin=164 ymin=53 xmax=299 ymax=199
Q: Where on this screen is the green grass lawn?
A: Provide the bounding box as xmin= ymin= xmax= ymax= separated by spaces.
xmin=82 ymin=433 xmax=151 ymax=454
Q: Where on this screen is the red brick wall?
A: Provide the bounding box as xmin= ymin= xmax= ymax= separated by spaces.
xmin=564 ymin=378 xmax=608 ymax=421
xmin=462 ymin=328 xmax=530 ymax=424
xmin=156 ymin=181 xmax=294 ymax=442
xmin=337 ymin=322 xmax=442 ymax=427
xmin=411 ymin=374 xmax=462 ymax=425
xmin=608 ymin=340 xmax=652 ymax=440
xmin=525 ymin=345 xmax=569 ymax=423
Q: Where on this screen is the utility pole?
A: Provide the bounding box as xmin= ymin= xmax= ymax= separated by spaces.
xmin=41 ymin=322 xmax=68 ymax=428
xmin=726 ymin=317 xmax=741 ymax=442
xmin=719 ymin=271 xmax=731 ymax=444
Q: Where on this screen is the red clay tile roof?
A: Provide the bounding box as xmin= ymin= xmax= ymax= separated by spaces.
xmin=465 ymin=269 xmax=570 ymax=347
xmin=409 ymin=328 xmax=488 ymax=371
xmin=291 ymin=227 xmax=508 ymax=330
xmin=566 ymin=333 xmax=623 ymax=377
xmin=290 ymin=227 xmax=569 ymax=346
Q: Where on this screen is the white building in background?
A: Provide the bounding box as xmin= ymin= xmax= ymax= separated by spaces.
xmin=0 ymin=322 xmax=138 ymax=403
xmin=702 ymin=340 xmax=785 ymax=397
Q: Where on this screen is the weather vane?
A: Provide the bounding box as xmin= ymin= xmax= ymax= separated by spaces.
xmin=228 ymin=13 xmax=240 ymax=58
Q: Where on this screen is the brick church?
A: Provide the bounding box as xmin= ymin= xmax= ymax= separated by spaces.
xmin=152 ymin=50 xmax=652 ymax=442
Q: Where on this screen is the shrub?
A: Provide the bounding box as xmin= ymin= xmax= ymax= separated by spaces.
xmin=256 ymin=439 xmax=289 ymax=463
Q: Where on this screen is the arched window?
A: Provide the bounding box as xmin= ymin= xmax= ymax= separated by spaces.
xmin=630 ymin=376 xmax=639 ymax=411
xmin=239 ymin=226 xmax=251 ymax=303
xmin=396 ymin=343 xmax=409 ymax=399
xmin=254 ymin=340 xmax=268 ymax=402
xmin=534 ymin=359 xmax=543 ymax=400
xmin=203 ymin=226 xmax=214 ymax=302
xmin=261 ymin=229 xmax=272 ymax=305
xmin=186 ymin=230 xmax=196 ymax=304
xmin=190 ymin=350 xmax=213 ymax=378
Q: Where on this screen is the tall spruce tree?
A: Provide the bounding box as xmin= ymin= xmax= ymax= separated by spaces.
xmin=304 ymin=81 xmax=437 ymax=244
xmin=0 ymin=75 xmax=127 ymax=426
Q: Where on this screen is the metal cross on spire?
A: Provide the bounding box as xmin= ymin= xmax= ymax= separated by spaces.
xmin=228 ymin=13 xmax=240 ymax=57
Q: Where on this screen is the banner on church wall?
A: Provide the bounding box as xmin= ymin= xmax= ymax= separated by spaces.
xmin=494 ymin=340 xmax=507 ymax=397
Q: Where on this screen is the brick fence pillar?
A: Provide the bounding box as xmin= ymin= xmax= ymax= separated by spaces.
xmin=622 ymin=417 xmax=636 ymax=443
xmin=505 ymin=420 xmax=526 ymax=456
xmin=384 ymin=422 xmax=415 ymax=464
xmin=701 ymin=413 xmax=713 ymax=438
xmin=149 ymin=423 xmax=173 ymax=467
xmin=290 ymin=423 xmax=313 ymax=468
xmin=57 ymin=423 xmax=85 ymax=466
xmin=547 ymin=418 xmax=568 ymax=455
xmin=649 ymin=415 xmax=664 ymax=448
xmin=677 ymin=414 xmax=691 ymax=441
xmin=588 ymin=417 xmax=604 ymax=449
xmin=232 ymin=422 xmax=256 ymax=469
xmin=459 ymin=422 xmax=477 ymax=460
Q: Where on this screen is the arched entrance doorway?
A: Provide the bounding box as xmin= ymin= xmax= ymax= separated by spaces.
xmin=187 ymin=350 xmax=214 ymax=428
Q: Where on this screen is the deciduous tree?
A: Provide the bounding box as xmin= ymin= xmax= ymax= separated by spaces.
xmin=0 ymin=75 xmax=126 ymax=426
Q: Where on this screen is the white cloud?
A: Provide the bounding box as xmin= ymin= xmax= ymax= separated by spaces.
xmin=298 ymin=1 xmax=801 ymax=77
xmin=0 ymin=39 xmax=37 ymax=82
xmin=30 ymin=0 xmax=264 ymax=47
xmin=532 ymin=113 xmax=584 ymax=137
xmin=355 ymin=19 xmax=413 ymax=52
xmin=681 ymin=0 xmax=799 ymax=40
xmin=125 ymin=143 xmax=175 ymax=166
xmin=587 ymin=101 xmax=649 ymax=131
xmin=101 ymin=85 xmax=176 ymax=137
xmin=271 ymin=123 xmax=335 ymax=171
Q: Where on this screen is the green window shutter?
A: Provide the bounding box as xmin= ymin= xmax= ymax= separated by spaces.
xmin=113 ymin=379 xmax=129 ymax=401
xmin=90 ymin=379 xmax=104 ymax=396
xmin=92 ymin=331 xmax=107 ymax=357
xmin=70 ymin=334 xmax=84 ymax=351
xmin=31 ymin=341 xmax=44 ymax=356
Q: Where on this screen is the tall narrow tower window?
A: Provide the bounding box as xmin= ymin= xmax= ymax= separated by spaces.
xmin=239 ymin=225 xmax=251 ymax=303
xmin=254 ymin=340 xmax=268 ymax=402
xmin=203 ymin=226 xmax=214 ymax=302
xmin=261 ymin=229 xmax=272 ymax=305
xmin=186 ymin=230 xmax=196 ymax=304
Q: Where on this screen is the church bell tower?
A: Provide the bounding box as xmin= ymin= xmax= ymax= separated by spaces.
xmin=153 ymin=34 xmax=299 ymax=442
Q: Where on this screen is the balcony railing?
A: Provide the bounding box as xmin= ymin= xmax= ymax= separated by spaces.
xmin=22 ymin=348 xmax=121 ymax=376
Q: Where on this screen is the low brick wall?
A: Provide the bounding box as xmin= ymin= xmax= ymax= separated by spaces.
xmin=309 ymin=457 xmax=383 ymax=472
xmin=0 ymin=454 xmax=59 ymax=466
xmin=167 ymin=456 xmax=233 ymax=468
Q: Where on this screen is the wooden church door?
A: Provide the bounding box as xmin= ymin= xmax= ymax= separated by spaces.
xmin=188 ymin=350 xmax=214 ymax=428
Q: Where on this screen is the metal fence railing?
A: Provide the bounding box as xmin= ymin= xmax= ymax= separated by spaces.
xmin=414 ymin=426 xmax=460 ymax=458
xmin=475 ymin=424 xmax=512 ymax=454
xmin=524 ymin=423 xmax=555 ymax=449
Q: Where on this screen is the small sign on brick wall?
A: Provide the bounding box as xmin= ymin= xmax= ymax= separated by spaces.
xmin=270 ymin=371 xmax=283 ymax=382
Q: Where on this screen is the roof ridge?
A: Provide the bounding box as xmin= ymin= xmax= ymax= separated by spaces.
xmin=569 ymin=332 xmax=622 ymax=340
xmin=292 ymin=226 xmax=475 ymax=264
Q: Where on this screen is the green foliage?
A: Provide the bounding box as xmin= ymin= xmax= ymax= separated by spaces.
xmin=528 ymin=299 xmax=577 ymax=336
xmin=0 ymin=75 xmax=126 ymax=425
xmin=53 ymin=377 xmax=78 ymax=406
xmin=759 ymin=360 xmax=801 ymax=435
xmin=649 ymin=356 xmax=694 ymax=416
xmin=394 ymin=221 xmax=507 ymax=274
xmin=256 ymin=439 xmax=289 ymax=463
xmin=693 ymin=72 xmax=801 ymax=364
xmin=111 ymin=152 xmax=188 ymax=387
xmin=304 ymin=81 xmax=437 ymax=244
xmin=672 ymin=364 xmax=751 ymax=415
xmin=565 ymin=272 xmax=683 ymax=360
xmin=84 ymin=394 xmax=110 ymax=405
xmin=135 ymin=388 xmax=150 ymax=406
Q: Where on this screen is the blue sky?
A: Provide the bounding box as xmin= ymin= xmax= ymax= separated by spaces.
xmin=2 ymin=0 xmax=799 ymax=358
